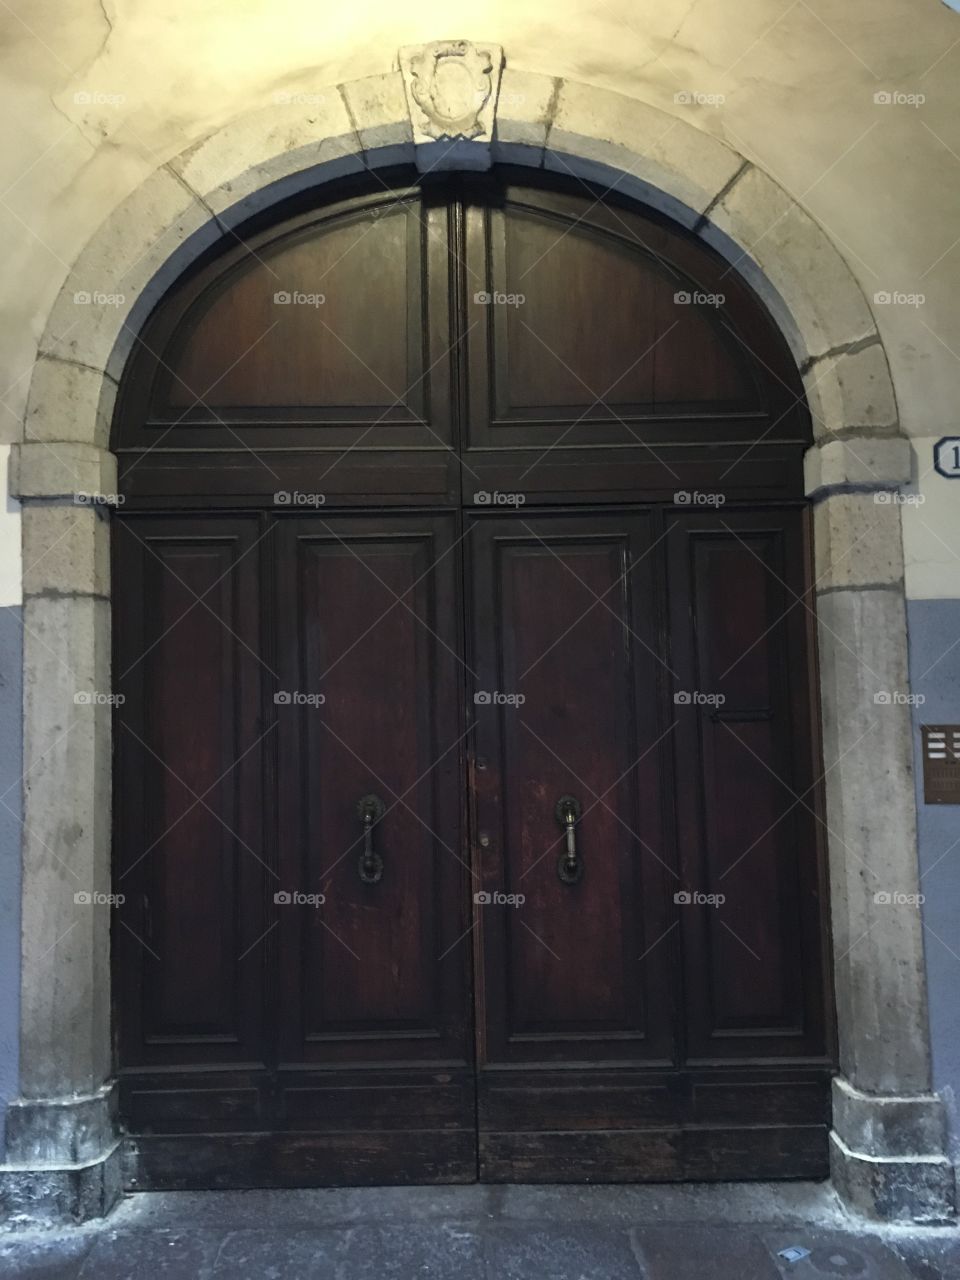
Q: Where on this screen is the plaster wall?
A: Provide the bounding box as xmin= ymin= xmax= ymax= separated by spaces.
xmin=0 ymin=0 xmax=957 ymax=448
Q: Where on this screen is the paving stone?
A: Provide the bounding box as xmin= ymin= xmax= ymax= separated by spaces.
xmin=0 ymin=1233 xmax=95 ymax=1279
xmin=117 ymin=1185 xmax=492 ymax=1229
xmin=498 ymin=1181 xmax=845 ymax=1226
xmin=211 ymin=1229 xmax=340 ymax=1279
xmin=633 ymin=1224 xmax=780 ymax=1280
xmin=484 ymin=1224 xmax=643 ymax=1278
xmin=1 ymin=1191 xmax=958 ymax=1280
xmin=76 ymin=1228 xmax=224 ymax=1279
xmin=762 ymin=1229 xmax=918 ymax=1278
xmin=113 ymin=1188 xmax=354 ymax=1230
xmin=888 ymin=1239 xmax=960 ymax=1280
xmin=335 ymin=1224 xmax=485 ymax=1279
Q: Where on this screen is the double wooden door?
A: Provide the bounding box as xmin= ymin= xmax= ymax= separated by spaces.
xmin=114 ymin=502 xmax=831 ymax=1188
xmin=111 ymin=170 xmax=833 ymax=1188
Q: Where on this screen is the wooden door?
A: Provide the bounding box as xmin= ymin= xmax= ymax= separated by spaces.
xmin=467 ymin=509 xmax=830 ymax=1181
xmin=272 ymin=512 xmax=474 ymax=1182
xmin=468 ymin=512 xmax=676 ymax=1179
xmin=112 ymin=167 xmax=834 ymax=1189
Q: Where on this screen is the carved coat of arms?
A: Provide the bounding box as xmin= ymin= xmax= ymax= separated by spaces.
xmin=399 ymin=40 xmax=504 ymax=145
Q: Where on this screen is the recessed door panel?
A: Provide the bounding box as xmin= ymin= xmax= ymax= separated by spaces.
xmin=468 ymin=512 xmax=682 ymax=1178
xmin=113 ymin=514 xmax=266 ymax=1065
xmin=267 ymin=513 xmax=476 ymax=1181
xmin=274 ymin=513 xmax=469 ymax=1062
xmin=469 ymin=512 xmax=674 ymax=1058
xmin=666 ymin=509 xmax=830 ymax=1061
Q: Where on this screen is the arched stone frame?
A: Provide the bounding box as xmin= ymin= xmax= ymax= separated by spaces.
xmin=3 ymin=54 xmax=954 ymax=1225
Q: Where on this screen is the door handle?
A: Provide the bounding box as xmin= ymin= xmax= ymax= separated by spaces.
xmin=357 ymin=794 xmax=386 ymax=884
xmin=555 ymin=795 xmax=583 ymax=884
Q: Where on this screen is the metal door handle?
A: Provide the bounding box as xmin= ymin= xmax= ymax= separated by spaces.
xmin=555 ymin=795 xmax=583 ymax=884
xmin=357 ymin=794 xmax=385 ymax=884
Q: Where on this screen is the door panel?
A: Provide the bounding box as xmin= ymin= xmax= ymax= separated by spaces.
xmin=113 ymin=514 xmax=267 ymax=1067
xmin=274 ymin=513 xmax=469 ymax=1059
xmin=144 ymin=191 xmax=453 ymax=440
xmin=271 ymin=512 xmax=475 ymax=1179
xmin=666 ymin=509 xmax=830 ymax=1062
xmin=464 ymin=202 xmax=754 ymax=428
xmin=469 ymin=512 xmax=674 ymax=1060
xmin=115 ymin=184 xmax=459 ymax=505
xmin=468 ymin=512 xmax=681 ymax=1177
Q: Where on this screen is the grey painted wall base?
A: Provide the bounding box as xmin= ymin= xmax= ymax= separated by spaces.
xmin=830 ymin=1075 xmax=956 ymax=1222
xmin=907 ymin=598 xmax=960 ymax=1168
xmin=0 ymin=1141 xmax=122 ymax=1226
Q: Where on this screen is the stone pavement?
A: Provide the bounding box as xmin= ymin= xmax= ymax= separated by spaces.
xmin=1 ymin=1183 xmax=958 ymax=1279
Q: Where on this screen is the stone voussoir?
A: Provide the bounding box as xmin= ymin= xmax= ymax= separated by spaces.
xmin=803 ymin=341 xmax=900 ymax=440
xmin=701 ymin=164 xmax=878 ymax=364
xmin=340 ymin=71 xmax=413 ymax=158
xmin=38 ymin=166 xmax=219 ymax=379
xmin=545 ymin=79 xmax=745 ymax=229
xmin=170 ymin=94 xmax=364 ymax=226
xmin=492 ymin=67 xmax=559 ymax=163
xmin=23 ymin=356 xmax=117 ymax=449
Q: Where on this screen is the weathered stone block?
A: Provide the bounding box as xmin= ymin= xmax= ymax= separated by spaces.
xmin=38 ymin=168 xmax=219 ymax=379
xmin=813 ymin=491 xmax=905 ymax=589
xmin=398 ymin=40 xmax=504 ymax=173
xmin=341 ymin=71 xmax=413 ymax=158
xmin=9 ymin=442 xmax=117 ymax=504
xmin=816 ymin=587 xmax=929 ymax=1096
xmin=832 ymin=1076 xmax=947 ymax=1159
xmin=171 ymin=97 xmax=363 ymax=225
xmin=19 ymin=594 xmax=112 ymax=1097
xmin=546 ymin=81 xmax=744 ymax=229
xmin=0 ymin=1143 xmax=122 ymax=1226
xmin=804 ymin=341 xmax=899 ymax=438
xmin=23 ymin=357 xmax=116 ymax=448
xmin=804 ymin=436 xmax=912 ymax=495
xmin=21 ymin=504 xmax=110 ymax=598
xmin=830 ymin=1132 xmax=955 ymax=1224
xmin=492 ymin=68 xmax=558 ymax=164
xmin=4 ymin=1084 xmax=117 ymax=1165
xmin=702 ymin=165 xmax=877 ymax=361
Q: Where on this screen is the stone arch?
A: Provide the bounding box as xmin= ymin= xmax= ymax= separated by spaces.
xmin=7 ymin=60 xmax=951 ymax=1226
xmin=26 ymin=68 xmax=896 ymax=445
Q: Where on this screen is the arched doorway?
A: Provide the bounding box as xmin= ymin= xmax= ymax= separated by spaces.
xmin=110 ymin=166 xmax=834 ymax=1189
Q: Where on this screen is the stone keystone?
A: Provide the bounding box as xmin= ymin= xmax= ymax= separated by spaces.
xmin=399 ymin=40 xmax=504 ymax=171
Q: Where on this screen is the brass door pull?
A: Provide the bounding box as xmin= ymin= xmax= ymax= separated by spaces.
xmin=357 ymin=794 xmax=385 ymax=884
xmin=555 ymin=795 xmax=583 ymax=884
